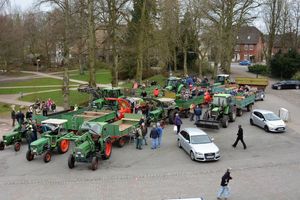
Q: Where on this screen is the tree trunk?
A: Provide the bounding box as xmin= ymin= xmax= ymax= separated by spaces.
xmin=110 ymin=0 xmax=118 ymax=87
xmin=173 ymin=49 xmax=177 ymax=71
xmin=88 ymin=0 xmax=96 ymax=87
xmin=183 ymin=34 xmax=188 ymax=75
xmin=79 ymin=0 xmax=85 ymax=75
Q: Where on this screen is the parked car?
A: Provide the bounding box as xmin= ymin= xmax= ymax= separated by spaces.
xmin=272 ymin=80 xmax=300 ymax=90
xmin=239 ymin=60 xmax=251 ymax=66
xmin=250 ymin=109 xmax=286 ymax=132
xmin=177 ymin=128 xmax=220 ymax=161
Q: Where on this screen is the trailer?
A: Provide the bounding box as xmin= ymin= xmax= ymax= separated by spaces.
xmin=234 ymin=94 xmax=256 ymax=116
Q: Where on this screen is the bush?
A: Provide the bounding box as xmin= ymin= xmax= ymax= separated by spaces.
xmin=248 ymin=64 xmax=269 ymax=75
xmin=292 ymin=71 xmax=300 ymax=80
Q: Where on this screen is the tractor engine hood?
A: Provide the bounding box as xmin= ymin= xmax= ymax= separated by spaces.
xmin=212 ymin=107 xmax=220 ymax=112
xmin=165 ymin=86 xmax=173 ymax=91
xmin=75 ymin=140 xmax=93 ymax=158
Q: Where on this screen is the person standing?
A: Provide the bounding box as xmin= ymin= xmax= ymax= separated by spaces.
xmin=189 ymin=103 xmax=195 ymax=121
xmin=156 ymin=123 xmax=163 ymax=148
xmin=42 ymin=101 xmax=48 ymax=116
xmin=150 ymin=125 xmax=159 ymax=149
xmin=135 ymin=127 xmax=143 ymax=150
xmin=141 ymin=123 xmax=148 ymax=145
xmin=11 ymin=105 xmax=16 ymax=127
xmin=141 ymin=90 xmax=147 ymax=98
xmin=26 ymin=107 xmax=33 ymax=120
xmin=174 ymin=113 xmax=182 ymax=134
xmin=194 ymin=105 xmax=202 ymax=121
xmin=217 ymin=168 xmax=233 ymax=200
xmin=16 ymin=110 xmax=25 ymax=125
xmin=232 ymin=125 xmax=247 ymax=149
xmin=153 ymin=87 xmax=160 ymax=97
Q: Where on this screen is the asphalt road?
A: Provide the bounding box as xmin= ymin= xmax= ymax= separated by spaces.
xmin=0 ymin=65 xmax=300 ymax=200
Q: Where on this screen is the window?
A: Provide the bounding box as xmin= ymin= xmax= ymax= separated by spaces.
xmin=244 ymin=45 xmax=248 ymax=50
xmin=249 ymin=45 xmax=254 ymax=50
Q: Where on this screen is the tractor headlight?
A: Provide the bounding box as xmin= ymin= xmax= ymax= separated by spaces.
xmin=32 ymin=149 xmax=37 ymax=153
xmin=3 ymin=140 xmax=7 ymax=143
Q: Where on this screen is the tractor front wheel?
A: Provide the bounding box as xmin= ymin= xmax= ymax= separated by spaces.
xmin=91 ymin=156 xmax=98 ymax=171
xmin=102 ymin=140 xmax=112 ymax=160
xmin=14 ymin=142 xmax=21 ymax=152
xmin=26 ymin=150 xmax=34 ymax=161
xmin=43 ymin=151 xmax=51 ymax=163
xmin=117 ymin=137 xmax=126 ymax=148
xmin=222 ymin=116 xmax=229 ymax=128
xmin=57 ymin=139 xmax=70 ymax=154
xmin=0 ymin=141 xmax=4 ymax=150
xmin=68 ymin=154 xmax=75 ymax=169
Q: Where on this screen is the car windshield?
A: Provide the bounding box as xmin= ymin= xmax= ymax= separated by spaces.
xmin=264 ymin=113 xmax=281 ymax=121
xmin=191 ymin=135 xmax=211 ymax=144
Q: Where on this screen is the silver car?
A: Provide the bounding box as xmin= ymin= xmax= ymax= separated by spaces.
xmin=177 ymin=128 xmax=220 ymax=161
xmin=250 ymin=109 xmax=286 ymax=132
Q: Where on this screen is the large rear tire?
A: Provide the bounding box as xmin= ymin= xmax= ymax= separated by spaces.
xmin=0 ymin=141 xmax=5 ymax=150
xmin=14 ymin=142 xmax=21 ymax=152
xmin=102 ymin=139 xmax=112 ymax=160
xmin=57 ymin=139 xmax=70 ymax=154
xmin=91 ymin=156 xmax=98 ymax=171
xmin=68 ymin=154 xmax=75 ymax=169
xmin=229 ymin=112 xmax=236 ymax=122
xmin=168 ymin=109 xmax=177 ymax=124
xmin=43 ymin=151 xmax=51 ymax=163
xmin=26 ymin=150 xmax=34 ymax=161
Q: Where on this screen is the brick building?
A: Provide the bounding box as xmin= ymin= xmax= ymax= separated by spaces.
xmin=233 ymin=26 xmax=264 ymax=63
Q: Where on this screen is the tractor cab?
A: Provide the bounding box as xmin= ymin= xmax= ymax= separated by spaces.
xmin=100 ymin=87 xmax=123 ymax=98
xmin=41 ymin=119 xmax=68 ymax=136
xmin=165 ymin=77 xmax=184 ymax=93
xmin=215 ymin=74 xmax=231 ymax=85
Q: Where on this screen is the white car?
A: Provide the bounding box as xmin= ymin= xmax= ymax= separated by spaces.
xmin=177 ymin=128 xmax=220 ymax=161
xmin=250 ymin=109 xmax=286 ymax=132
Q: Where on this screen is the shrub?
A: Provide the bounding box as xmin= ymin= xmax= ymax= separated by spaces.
xmin=248 ymin=64 xmax=269 ymax=75
xmin=292 ymin=71 xmax=300 ymax=80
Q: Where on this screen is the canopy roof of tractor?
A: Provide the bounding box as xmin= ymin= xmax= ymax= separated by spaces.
xmin=41 ymin=119 xmax=68 ymax=125
xmin=213 ymin=93 xmax=231 ymax=98
xmin=168 ymin=76 xmax=181 ymax=81
xmin=157 ymin=97 xmax=175 ymax=103
xmin=80 ymin=121 xmax=107 ymax=135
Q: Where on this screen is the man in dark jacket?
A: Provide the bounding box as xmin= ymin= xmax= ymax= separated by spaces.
xmin=149 ymin=125 xmax=159 ymax=149
xmin=232 ymin=125 xmax=247 ymax=149
xmin=194 ymin=105 xmax=202 ymax=121
xmin=217 ymin=168 xmax=233 ymax=200
xmin=174 ymin=113 xmax=182 ymax=134
xmin=11 ymin=106 xmax=16 ymax=127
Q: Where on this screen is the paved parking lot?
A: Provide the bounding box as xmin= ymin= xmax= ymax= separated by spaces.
xmin=1 ymin=67 xmax=300 ymax=200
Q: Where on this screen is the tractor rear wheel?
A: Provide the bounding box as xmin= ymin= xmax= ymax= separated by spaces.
xmin=68 ymin=154 xmax=75 ymax=169
xmin=229 ymin=112 xmax=236 ymax=122
xmin=57 ymin=139 xmax=70 ymax=154
xmin=222 ymin=116 xmax=229 ymax=128
xmin=0 ymin=141 xmax=4 ymax=150
xmin=117 ymin=137 xmax=126 ymax=148
xmin=168 ymin=109 xmax=177 ymax=124
xmin=14 ymin=142 xmax=21 ymax=152
xmin=26 ymin=150 xmax=34 ymax=161
xmin=102 ymin=139 xmax=112 ymax=160
xmin=43 ymin=151 xmax=51 ymax=163
xmin=91 ymin=156 xmax=98 ymax=171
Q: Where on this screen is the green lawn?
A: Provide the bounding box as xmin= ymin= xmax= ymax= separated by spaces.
xmin=69 ymin=69 xmax=112 ymax=84
xmin=0 ymin=103 xmax=26 ymax=116
xmin=121 ymin=74 xmax=167 ymax=88
xmin=21 ymin=90 xmax=91 ymax=107
xmin=0 ymin=87 xmax=63 ymax=95
xmin=0 ymin=78 xmax=75 ymax=87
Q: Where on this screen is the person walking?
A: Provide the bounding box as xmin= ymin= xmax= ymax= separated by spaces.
xmin=232 ymin=125 xmax=247 ymax=149
xmin=11 ymin=105 xmax=16 ymax=127
xmin=150 ymin=125 xmax=159 ymax=149
xmin=194 ymin=105 xmax=202 ymax=121
xmin=189 ymin=103 xmax=195 ymax=121
xmin=174 ymin=113 xmax=182 ymax=134
xmin=16 ymin=110 xmax=25 ymax=125
xmin=156 ymin=123 xmax=163 ymax=148
xmin=217 ymin=168 xmax=233 ymax=200
xmin=135 ymin=127 xmax=143 ymax=150
xmin=141 ymin=123 xmax=148 ymax=145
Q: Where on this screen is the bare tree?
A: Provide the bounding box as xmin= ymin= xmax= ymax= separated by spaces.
xmin=87 ymin=0 xmax=96 ymax=87
xmin=263 ymin=0 xmax=284 ymax=66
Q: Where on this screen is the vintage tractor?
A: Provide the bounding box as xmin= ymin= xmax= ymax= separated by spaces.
xmin=195 ymin=94 xmax=236 ymax=129
xmin=67 ymin=114 xmax=141 ymax=170
xmin=165 ymin=77 xmax=186 ymax=95
xmin=26 ymin=119 xmax=73 ymax=163
xmin=78 ymin=84 xmax=124 ymax=100
xmin=0 ymin=123 xmax=28 ymax=152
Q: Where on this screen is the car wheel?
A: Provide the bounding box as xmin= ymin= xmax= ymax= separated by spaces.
xmin=264 ymin=126 xmax=269 ymax=132
xmin=250 ymin=119 xmax=254 ymax=126
xmin=296 ymin=85 xmax=299 ymax=89
xmin=177 ymin=139 xmax=182 ymax=148
xmin=277 ymin=86 xmax=281 ymax=90
xmin=190 ymin=151 xmax=195 ymax=161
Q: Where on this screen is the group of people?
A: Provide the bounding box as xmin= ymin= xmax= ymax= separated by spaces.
xmin=189 ymin=103 xmax=203 ymax=122
xmin=135 ymin=118 xmax=164 ymax=150
xmin=11 ymin=105 xmax=33 ymax=127
xmin=32 ymin=98 xmax=56 ymax=116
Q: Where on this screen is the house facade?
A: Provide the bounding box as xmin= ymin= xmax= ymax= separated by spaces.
xmin=233 ymin=26 xmax=264 ymax=63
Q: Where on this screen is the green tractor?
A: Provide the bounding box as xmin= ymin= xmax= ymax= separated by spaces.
xmin=26 ymin=119 xmax=73 ymax=163
xmin=165 ymin=77 xmax=186 ymax=94
xmin=67 ymin=121 xmax=113 ymax=171
xmin=195 ymin=94 xmax=236 ymax=129
xmin=0 ymin=123 xmax=28 ymax=152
